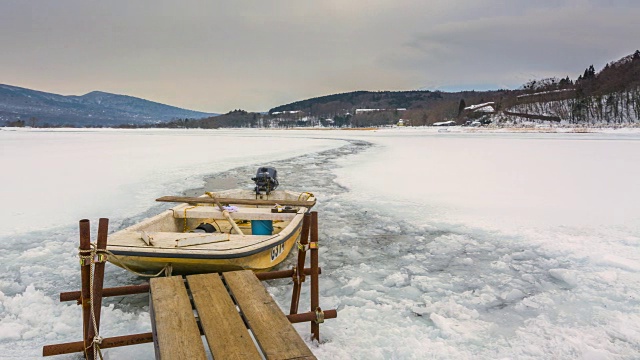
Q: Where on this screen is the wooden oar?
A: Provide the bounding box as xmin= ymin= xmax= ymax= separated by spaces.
xmin=156 ymin=196 xmax=315 ymax=208
xmin=210 ymin=195 xmax=245 ymax=236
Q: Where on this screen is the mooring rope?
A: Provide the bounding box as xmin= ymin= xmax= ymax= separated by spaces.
xmin=101 ymin=248 xmax=172 ymax=278
xmin=78 ymin=244 xmax=105 ymax=360
xmin=297 ymin=192 xmax=314 ymax=201
xmin=78 ymin=243 xmax=172 ymax=359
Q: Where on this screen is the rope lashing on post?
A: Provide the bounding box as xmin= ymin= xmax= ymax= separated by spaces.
xmin=314 ymin=307 xmax=325 ymax=324
xmin=78 ymin=244 xmax=105 ymax=360
xmin=297 ymin=192 xmax=314 ymax=201
xmin=80 ymin=245 xmax=172 ymax=279
xmin=78 ymin=242 xmax=173 ymax=359
xmin=297 ymin=241 xmax=309 ymax=251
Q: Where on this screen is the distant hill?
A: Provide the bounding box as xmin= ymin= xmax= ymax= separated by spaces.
xmin=160 ymin=50 xmax=640 ymax=129
xmin=0 ymin=84 xmax=217 ymax=127
xmin=268 ymin=89 xmax=508 ymax=116
xmin=264 ymin=50 xmax=640 ymax=126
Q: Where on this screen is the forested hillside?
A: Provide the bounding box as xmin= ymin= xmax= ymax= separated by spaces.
xmin=501 ymin=51 xmax=640 ymax=124
xmin=0 ymin=84 xmax=216 ymax=127
xmin=21 ymin=50 xmax=637 ymax=129
xmin=145 ymin=50 xmax=640 ymax=129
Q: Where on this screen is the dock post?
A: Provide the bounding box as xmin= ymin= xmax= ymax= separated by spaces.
xmin=78 ymin=219 xmax=94 ymax=360
xmin=86 ymin=218 xmax=108 ymax=359
xmin=309 ymin=211 xmax=320 ymax=341
xmin=290 ymin=212 xmax=310 ymax=315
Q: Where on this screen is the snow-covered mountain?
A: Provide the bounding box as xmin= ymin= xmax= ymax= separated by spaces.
xmin=0 ymin=84 xmax=217 ymax=126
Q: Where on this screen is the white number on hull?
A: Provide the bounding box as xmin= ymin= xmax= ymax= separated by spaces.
xmin=271 ymin=243 xmax=285 ymax=262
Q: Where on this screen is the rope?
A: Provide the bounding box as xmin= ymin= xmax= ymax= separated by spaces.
xmin=297 ymin=192 xmax=314 ymax=201
xmin=80 ymin=247 xmax=171 ymax=278
xmin=80 ymin=243 xmax=104 ymax=360
xmin=183 ymin=206 xmax=197 ymax=233
xmin=103 ymin=249 xmax=172 ymax=278
xmin=178 ymin=195 xmax=222 ymax=233
xmin=78 ymin=242 xmax=173 ymax=358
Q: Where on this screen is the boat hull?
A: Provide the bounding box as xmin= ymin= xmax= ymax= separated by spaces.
xmin=105 ymin=189 xmax=313 ymax=275
xmin=108 ymin=225 xmax=301 ymax=274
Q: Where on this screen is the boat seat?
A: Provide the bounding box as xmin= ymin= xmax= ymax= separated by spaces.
xmin=172 ymin=206 xmax=298 ymax=221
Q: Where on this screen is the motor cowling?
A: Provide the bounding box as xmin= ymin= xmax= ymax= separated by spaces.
xmin=252 ymin=167 xmax=279 ymax=195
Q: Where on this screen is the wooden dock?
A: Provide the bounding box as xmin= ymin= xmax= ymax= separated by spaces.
xmin=151 ymin=271 xmax=315 ymax=359
xmin=43 ymin=212 xmax=335 ymax=359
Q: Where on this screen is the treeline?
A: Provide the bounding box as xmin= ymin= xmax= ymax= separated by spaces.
xmin=261 ymin=50 xmax=640 ymax=127
xmin=502 ymin=50 xmax=640 ymax=124
xmin=2 ymin=117 xmax=79 ymax=128
xmin=509 ymin=88 xmax=640 ymax=124
xmin=268 ymin=89 xmax=505 ymax=125
xmin=5 ymin=51 xmax=640 ymax=129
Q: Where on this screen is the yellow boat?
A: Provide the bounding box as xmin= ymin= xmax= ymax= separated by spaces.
xmin=107 ymin=169 xmax=315 ymax=275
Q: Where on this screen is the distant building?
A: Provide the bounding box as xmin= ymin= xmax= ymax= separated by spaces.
xmin=432 ymin=120 xmax=456 ymax=126
xmin=463 ymin=102 xmax=495 ymax=113
xmin=271 ymin=110 xmax=302 ymax=115
xmin=355 ymin=108 xmax=407 ymax=114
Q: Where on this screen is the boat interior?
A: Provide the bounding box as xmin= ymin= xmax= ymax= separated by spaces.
xmin=108 ymin=190 xmax=313 ymax=249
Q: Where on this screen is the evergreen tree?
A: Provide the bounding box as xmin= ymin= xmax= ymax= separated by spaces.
xmin=458 ymin=99 xmax=466 ymax=116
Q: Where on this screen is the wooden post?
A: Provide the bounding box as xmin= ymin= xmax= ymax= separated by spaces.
xmin=290 ymin=212 xmax=310 ymax=315
xmin=309 ymin=211 xmax=320 ymax=341
xmin=78 ymin=219 xmax=93 ymax=360
xmin=43 ymin=332 xmax=154 ymax=356
xmin=86 ymin=218 xmax=108 ymax=359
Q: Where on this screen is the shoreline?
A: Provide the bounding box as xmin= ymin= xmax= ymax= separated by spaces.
xmin=4 ymin=124 xmax=640 ymax=135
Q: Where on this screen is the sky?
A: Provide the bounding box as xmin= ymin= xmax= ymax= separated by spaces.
xmin=1 ymin=0 xmax=639 ymax=113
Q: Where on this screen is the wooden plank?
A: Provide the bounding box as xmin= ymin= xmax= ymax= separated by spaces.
xmin=149 ymin=276 xmax=206 ymax=360
xmin=157 ymin=196 xmax=315 ymax=208
xmin=187 ymin=274 xmax=262 ymax=360
xmin=224 ymin=270 xmax=316 ymax=360
xmin=173 ymin=206 xmax=297 ymax=221
xmin=109 ymin=230 xmax=273 ymax=249
xmin=175 ymin=233 xmax=230 ymax=247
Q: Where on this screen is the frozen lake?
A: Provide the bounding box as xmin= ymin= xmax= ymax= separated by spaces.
xmin=1 ymin=128 xmax=639 ymax=359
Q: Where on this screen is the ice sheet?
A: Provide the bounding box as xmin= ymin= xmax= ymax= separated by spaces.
xmin=1 ymin=128 xmax=639 ymax=359
xmin=0 ymin=128 xmax=344 ymax=236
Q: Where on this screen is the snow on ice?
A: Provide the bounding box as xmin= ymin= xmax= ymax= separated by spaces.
xmin=1 ymin=127 xmax=639 ymax=359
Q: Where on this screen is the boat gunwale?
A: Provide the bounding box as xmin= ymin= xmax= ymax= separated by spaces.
xmin=108 ymin=218 xmax=303 ymax=259
xmin=107 ymin=189 xmax=313 ymax=260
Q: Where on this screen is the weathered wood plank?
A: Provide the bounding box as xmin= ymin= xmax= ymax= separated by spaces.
xmin=157 ymin=196 xmax=316 ymax=208
xmin=187 ymin=273 xmax=262 ymax=360
xmin=224 ymin=270 xmax=316 ymax=360
xmin=149 ymin=276 xmax=206 ymax=360
xmin=173 ymin=206 xmax=297 ymax=221
xmin=175 ymin=233 xmax=230 ymax=247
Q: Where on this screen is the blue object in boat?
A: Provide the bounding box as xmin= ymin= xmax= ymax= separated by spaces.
xmin=251 ymin=220 xmax=273 ymax=235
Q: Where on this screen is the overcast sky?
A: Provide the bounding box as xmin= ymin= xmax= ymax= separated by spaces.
xmin=1 ymin=0 xmax=638 ymax=112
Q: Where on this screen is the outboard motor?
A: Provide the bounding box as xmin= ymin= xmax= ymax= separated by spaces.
xmin=252 ymin=167 xmax=279 ymax=195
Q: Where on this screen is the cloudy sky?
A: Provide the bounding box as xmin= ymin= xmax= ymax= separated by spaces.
xmin=1 ymin=0 xmax=638 ymax=112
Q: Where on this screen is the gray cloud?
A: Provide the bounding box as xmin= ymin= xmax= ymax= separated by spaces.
xmin=0 ymin=1 xmax=638 ymax=112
